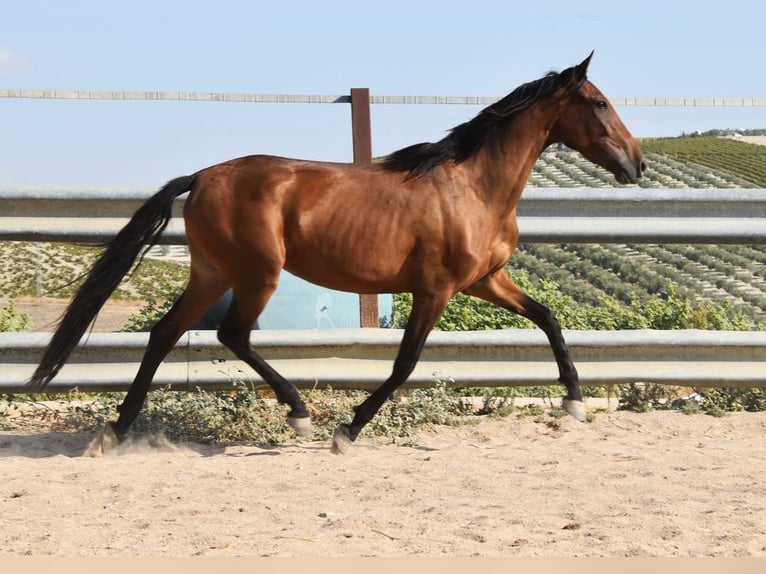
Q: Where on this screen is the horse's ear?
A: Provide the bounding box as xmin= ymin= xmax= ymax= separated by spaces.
xmin=574 ymin=51 xmax=594 ymax=83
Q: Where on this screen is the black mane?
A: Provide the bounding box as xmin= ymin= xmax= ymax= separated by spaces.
xmin=382 ymin=65 xmax=582 ymax=179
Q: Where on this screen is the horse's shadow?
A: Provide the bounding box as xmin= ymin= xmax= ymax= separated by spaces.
xmin=0 ymin=430 xmax=227 ymax=459
xmin=0 ymin=430 xmax=333 ymax=459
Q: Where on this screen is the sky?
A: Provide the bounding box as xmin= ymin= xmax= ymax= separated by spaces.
xmin=1 ymin=0 xmax=765 ymax=187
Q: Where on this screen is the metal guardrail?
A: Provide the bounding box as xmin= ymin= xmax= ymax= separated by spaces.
xmin=2 ymin=187 xmax=765 ymax=394
xmin=2 ymin=329 xmax=765 ymax=394
xmin=2 ymin=187 xmax=766 ymax=244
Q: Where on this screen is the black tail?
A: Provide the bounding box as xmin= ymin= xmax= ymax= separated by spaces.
xmin=27 ymin=175 xmax=196 ymax=390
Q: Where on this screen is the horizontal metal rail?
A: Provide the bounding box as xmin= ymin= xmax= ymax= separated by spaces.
xmin=2 ymin=329 xmax=765 ymax=394
xmin=2 ymin=188 xmax=765 ymax=395
xmin=2 ymin=187 xmax=765 ymax=244
xmin=3 ymin=89 xmax=765 ymax=107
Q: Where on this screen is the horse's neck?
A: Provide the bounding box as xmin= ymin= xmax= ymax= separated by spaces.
xmin=472 ymin=102 xmax=560 ymax=210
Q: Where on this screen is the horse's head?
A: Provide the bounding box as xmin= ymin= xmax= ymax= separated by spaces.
xmin=551 ymin=52 xmax=646 ymax=184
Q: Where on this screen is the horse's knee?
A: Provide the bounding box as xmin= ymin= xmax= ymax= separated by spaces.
xmin=216 ymin=324 xmax=245 ymax=351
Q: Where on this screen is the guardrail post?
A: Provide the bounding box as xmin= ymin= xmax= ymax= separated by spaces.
xmin=350 ymin=87 xmax=379 ymax=328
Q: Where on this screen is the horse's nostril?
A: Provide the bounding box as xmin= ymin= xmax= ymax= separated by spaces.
xmin=640 ymin=160 xmax=648 ymax=174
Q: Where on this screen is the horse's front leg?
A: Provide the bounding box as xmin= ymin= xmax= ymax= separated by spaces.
xmin=331 ymin=292 xmax=450 ymax=454
xmin=463 ymin=270 xmax=586 ymax=422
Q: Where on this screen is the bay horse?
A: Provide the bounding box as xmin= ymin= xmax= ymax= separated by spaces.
xmin=29 ymin=52 xmax=645 ymax=454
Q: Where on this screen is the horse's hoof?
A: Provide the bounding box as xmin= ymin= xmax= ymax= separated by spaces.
xmin=83 ymin=423 xmax=121 ymax=457
xmin=330 ymin=425 xmax=353 ymax=455
xmin=562 ymin=398 xmax=587 ymax=422
xmin=287 ymin=415 xmax=313 ymax=438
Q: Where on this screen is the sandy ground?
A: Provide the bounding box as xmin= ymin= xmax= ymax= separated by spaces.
xmin=2 ymin=409 xmax=766 ymax=557
xmin=4 ymin=300 xmax=766 ymax=557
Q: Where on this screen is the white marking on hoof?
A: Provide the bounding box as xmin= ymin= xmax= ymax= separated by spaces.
xmin=83 ymin=423 xmax=120 ymax=457
xmin=562 ymin=399 xmax=587 ymax=422
xmin=330 ymin=425 xmax=353 ymax=455
xmin=287 ymin=416 xmax=313 ymax=438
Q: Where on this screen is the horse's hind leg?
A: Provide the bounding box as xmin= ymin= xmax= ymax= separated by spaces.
xmin=463 ymin=270 xmax=585 ymax=421
xmin=91 ymin=268 xmax=229 ymax=453
xmin=216 ymin=279 xmax=312 ymax=437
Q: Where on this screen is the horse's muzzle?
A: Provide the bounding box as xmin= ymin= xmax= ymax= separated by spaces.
xmin=617 ymin=158 xmax=647 ymax=184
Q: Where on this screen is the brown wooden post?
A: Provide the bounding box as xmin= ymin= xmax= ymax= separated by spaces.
xmin=350 ymin=87 xmax=379 ymax=328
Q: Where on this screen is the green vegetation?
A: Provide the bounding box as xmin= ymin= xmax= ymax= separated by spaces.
xmin=508 ymin=243 xmax=766 ymax=327
xmin=616 ymin=383 xmax=766 ymax=417
xmin=529 ymin=146 xmax=757 ymax=188
xmin=0 ymin=241 xmax=189 ymax=301
xmin=640 ymin=136 xmax=766 ymax=187
xmin=122 ymin=296 xmax=178 ymax=332
xmin=0 ymin=300 xmax=31 ymax=332
xmin=4 ymin=376 xmax=764 ymax=440
xmin=393 ymin=271 xmax=753 ymax=332
xmin=1 ymin=382 xmax=479 ymax=443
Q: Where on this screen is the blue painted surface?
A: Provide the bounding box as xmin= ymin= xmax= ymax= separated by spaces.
xmin=196 ymin=270 xmax=393 ymax=329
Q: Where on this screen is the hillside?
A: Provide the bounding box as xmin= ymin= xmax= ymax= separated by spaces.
xmin=530 ymin=144 xmax=758 ymax=189
xmin=639 ymin=136 xmax=766 ymax=187
xmin=515 ymin=137 xmax=766 ymax=326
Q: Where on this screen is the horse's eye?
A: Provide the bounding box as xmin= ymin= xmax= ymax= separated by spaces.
xmin=595 ymin=100 xmax=608 ymax=110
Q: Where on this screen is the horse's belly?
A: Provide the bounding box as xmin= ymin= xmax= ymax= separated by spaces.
xmin=283 ymin=235 xmax=412 ymax=294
